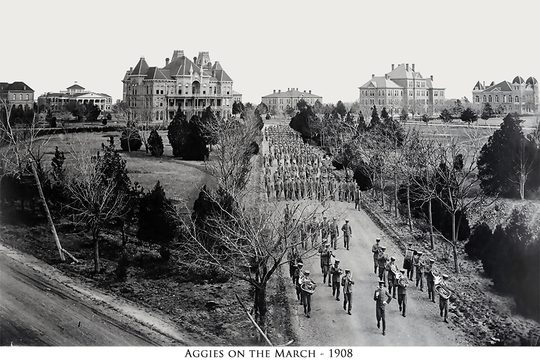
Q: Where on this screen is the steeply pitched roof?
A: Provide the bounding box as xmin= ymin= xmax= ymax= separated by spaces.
xmin=131 ymin=57 xmax=150 ymax=76
xmin=512 ymin=76 xmax=525 ymax=84
xmin=145 ymin=67 xmax=171 ymax=80
xmin=473 ymin=81 xmax=484 ymax=90
xmin=262 ymin=89 xmax=321 ymax=98
xmin=484 ymin=81 xmax=513 ymax=92
xmin=67 ymin=84 xmax=85 ymax=90
xmin=359 ymin=77 xmax=402 ymax=89
xmin=387 ymin=63 xmax=419 ymax=79
xmin=526 ymin=76 xmax=538 ymax=85
xmin=211 ymin=61 xmax=232 ymax=82
xmin=3 ymin=81 xmax=34 ymax=91
xmin=164 ymin=56 xmax=201 ymax=77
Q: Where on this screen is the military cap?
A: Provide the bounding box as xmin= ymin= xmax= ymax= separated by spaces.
xmin=297 ymin=262 xmax=303 ymax=266
xmin=378 ymin=279 xmax=385 ymax=284
xmin=417 ymin=251 xmax=423 ymax=255
xmin=400 ymin=269 xmax=406 ymax=273
xmin=442 ymin=274 xmax=449 ymax=279
xmin=335 ymin=259 xmax=340 ymax=263
xmin=345 ymin=268 xmax=351 ymax=273
xmin=380 ymin=245 xmax=387 ymax=249
xmin=390 ymin=256 xmax=396 ymax=261
xmin=376 ymin=238 xmax=380 ymax=242
xmin=304 ymin=270 xmax=310 ymax=274
xmin=345 ymin=219 xmax=349 ymax=222
xmin=429 ymin=259 xmax=435 ymax=263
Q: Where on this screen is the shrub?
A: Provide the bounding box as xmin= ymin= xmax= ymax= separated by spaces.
xmin=120 ymin=128 xmax=142 ymax=151
xmin=147 ymin=129 xmax=164 ymax=157
xmin=465 ymin=222 xmax=492 ymax=260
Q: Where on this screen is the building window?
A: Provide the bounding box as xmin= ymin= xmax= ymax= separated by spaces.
xmin=515 ymin=95 xmax=519 ymax=102
xmin=488 ymin=95 xmax=492 ymax=102
xmin=475 ymin=95 xmax=480 ymax=103
xmin=483 ymin=95 xmax=486 ymax=102
xmin=495 ymin=95 xmax=499 ymax=102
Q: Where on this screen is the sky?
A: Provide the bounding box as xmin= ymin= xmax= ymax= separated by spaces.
xmin=2 ymin=0 xmax=539 ymax=106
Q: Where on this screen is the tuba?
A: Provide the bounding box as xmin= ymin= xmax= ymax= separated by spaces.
xmin=391 ymin=264 xmax=409 ymax=287
xmin=434 ymin=277 xmax=451 ymax=299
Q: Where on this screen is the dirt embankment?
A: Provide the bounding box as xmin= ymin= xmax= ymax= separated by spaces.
xmin=360 ymin=195 xmax=540 ymax=346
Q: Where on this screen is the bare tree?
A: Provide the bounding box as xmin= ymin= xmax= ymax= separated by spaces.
xmin=176 ymin=193 xmax=322 ymax=336
xmin=63 ymin=142 xmax=131 ymax=273
xmin=414 ymin=128 xmax=486 ymax=273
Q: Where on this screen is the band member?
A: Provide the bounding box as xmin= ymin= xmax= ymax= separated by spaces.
xmin=330 ymin=259 xmax=343 ymax=301
xmin=397 ymin=268 xmax=408 ymax=317
xmin=288 ymin=247 xmax=298 ymax=281
xmin=341 ymin=269 xmax=355 ymax=315
xmin=438 ymin=274 xmax=453 ymax=323
xmin=386 ymin=256 xmax=397 ymax=298
xmin=374 ymin=280 xmax=392 ymax=336
xmin=320 ymin=216 xmax=330 ymax=243
xmin=414 ymin=251 xmax=425 ymax=291
xmin=300 ymin=220 xmax=308 ymax=250
xmin=330 ymin=217 xmax=339 ymax=250
xmin=425 ymin=259 xmax=437 ymax=303
xmin=319 ymin=243 xmax=334 ymax=286
xmin=310 ymin=216 xmax=320 ymax=247
xmin=403 ymin=243 xmax=415 ymax=280
xmin=294 ymin=262 xmax=304 ymax=302
xmin=300 ymin=270 xmax=316 ymax=318
xmin=354 ymin=185 xmax=361 ymax=210
xmin=371 ymin=238 xmax=382 ymax=274
xmin=341 ymin=219 xmax=352 ymax=250
xmin=377 ymin=246 xmax=389 ymax=286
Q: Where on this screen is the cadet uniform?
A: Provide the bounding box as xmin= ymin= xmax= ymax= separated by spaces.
xmin=374 ymin=280 xmax=392 ymax=336
xmin=341 ymin=269 xmax=355 ymax=315
xmin=341 ymin=220 xmax=352 ymax=250
xmin=397 ymin=268 xmax=408 ymax=317
xmin=330 ymin=260 xmax=343 ymax=301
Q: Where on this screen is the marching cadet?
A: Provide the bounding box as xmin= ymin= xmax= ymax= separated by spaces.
xmin=404 ymin=243 xmax=415 ymax=280
xmin=328 ymin=176 xmax=336 ymax=201
xmin=320 ymin=216 xmax=330 ymax=243
xmin=374 ymin=280 xmax=392 ymax=336
xmin=414 ymin=251 xmax=425 ymax=291
xmin=341 ymin=269 xmax=355 ymax=315
xmin=353 ymin=185 xmax=361 ymax=210
xmin=330 ymin=259 xmax=343 ymax=301
xmin=386 ymin=256 xmax=398 ymax=299
xmin=300 ymin=270 xmax=316 ymax=318
xmin=377 ymin=245 xmax=389 ymax=286
xmin=371 ymin=238 xmax=382 ymax=274
xmin=348 ymin=179 xmax=356 ymax=203
xmin=318 ymin=243 xmax=334 ymax=286
xmin=300 ymin=220 xmax=308 ymax=250
xmin=341 ymin=219 xmax=352 ymax=251
xmin=425 ymin=258 xmax=437 ymax=303
xmin=294 ymin=261 xmax=304 ymax=302
xmin=330 ymin=217 xmax=339 ymax=250
xmin=438 ymin=274 xmax=453 ymax=323
xmin=275 ymin=178 xmax=283 ymax=201
xmin=397 ymin=268 xmax=408 ymax=317
xmin=310 ymin=215 xmax=320 ymax=247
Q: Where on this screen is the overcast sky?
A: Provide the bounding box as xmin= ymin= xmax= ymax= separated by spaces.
xmin=2 ymin=0 xmax=538 ymax=106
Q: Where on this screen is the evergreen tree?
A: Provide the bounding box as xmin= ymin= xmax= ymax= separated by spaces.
xmin=460 ymin=107 xmax=478 ymax=124
xmin=369 ymin=105 xmax=381 ymax=129
xmin=137 ymin=181 xmax=176 ymax=260
xmin=477 ymin=113 xmax=540 ymax=198
xmin=380 ymin=107 xmax=390 ymax=121
xmin=481 ymin=103 xmax=495 ymax=120
xmin=167 ymin=110 xmax=209 ymax=160
xmin=147 ymin=129 xmax=164 ymax=157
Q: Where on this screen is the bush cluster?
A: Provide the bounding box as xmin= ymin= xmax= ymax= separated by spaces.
xmin=465 ymin=208 xmax=540 ymax=320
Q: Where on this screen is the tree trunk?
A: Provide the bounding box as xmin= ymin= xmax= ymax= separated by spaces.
xmin=380 ymin=175 xmax=384 ymax=207
xmin=394 ymin=171 xmax=399 ymax=218
xmin=93 ymin=228 xmax=100 ymax=273
xmin=451 ymin=213 xmax=459 ymax=274
xmin=255 ymin=284 xmax=267 ymax=335
xmin=428 ymin=199 xmax=434 ymax=249
xmin=519 ymin=172 xmax=526 ymax=200
xmin=406 ymin=182 xmax=412 ymax=232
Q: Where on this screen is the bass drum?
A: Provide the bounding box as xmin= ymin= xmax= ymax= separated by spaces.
xmin=403 ymin=249 xmax=414 ymax=270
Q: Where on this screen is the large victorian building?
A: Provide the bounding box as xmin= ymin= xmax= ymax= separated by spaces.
xmin=261 ymin=88 xmax=322 ymax=111
xmin=37 ymin=84 xmax=112 ymax=111
xmin=0 ymin=81 xmax=35 ymax=109
xmin=358 ymin=63 xmax=445 ymax=116
xmin=472 ymin=76 xmax=538 ymax=115
xmin=122 ymin=50 xmax=237 ymax=123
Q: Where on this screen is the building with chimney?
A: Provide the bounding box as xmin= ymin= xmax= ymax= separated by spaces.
xmin=358 ymin=63 xmax=445 ymax=117
xmin=122 ymin=50 xmax=237 ymax=123
xmin=261 ymin=88 xmax=322 ymax=111
xmin=472 ymin=76 xmax=538 ymax=115
xmin=0 ymin=81 xmax=35 ymax=109
xmin=37 ymin=83 xmax=112 ymax=112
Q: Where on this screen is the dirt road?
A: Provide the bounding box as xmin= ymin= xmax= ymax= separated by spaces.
xmin=0 ymin=243 xmax=195 ymax=346
xmin=262 ymin=124 xmax=465 ymax=346
xmin=286 ymin=199 xmax=465 ymax=346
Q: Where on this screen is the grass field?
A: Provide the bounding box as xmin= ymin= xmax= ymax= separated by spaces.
xmin=28 ymin=130 xmax=214 ymax=211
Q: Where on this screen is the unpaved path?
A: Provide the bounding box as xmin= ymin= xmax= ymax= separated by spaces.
xmin=0 ymin=242 xmax=197 ymax=346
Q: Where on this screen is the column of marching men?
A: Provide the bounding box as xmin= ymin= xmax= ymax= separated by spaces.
xmin=262 ymin=125 xmax=362 ymax=207
xmin=264 ymin=125 xmax=455 ymax=337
